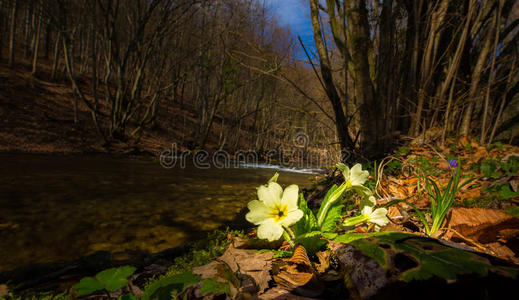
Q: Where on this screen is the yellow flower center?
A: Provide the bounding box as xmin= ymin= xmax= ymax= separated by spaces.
xmin=345 ymin=179 xmax=353 ymax=189
xmin=271 ymin=204 xmax=288 ymax=222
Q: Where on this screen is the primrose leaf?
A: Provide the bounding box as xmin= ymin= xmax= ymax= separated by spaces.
xmin=295 ymin=193 xmax=318 ymax=236
xmin=320 ymin=202 xmax=344 ymax=233
xmin=72 ymin=277 xmax=105 ymax=297
xmin=201 ymin=278 xmax=230 ymax=296
xmin=141 ymin=271 xmax=201 ymax=300
xmin=96 ymin=266 xmax=137 ymax=292
xmin=333 ymin=232 xmax=519 ymax=282
xmin=295 ymin=231 xmax=326 ymax=255
xmin=316 ymin=184 xmax=339 ymax=224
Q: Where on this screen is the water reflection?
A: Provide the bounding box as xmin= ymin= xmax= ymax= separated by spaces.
xmin=0 ymin=154 xmax=314 ymax=271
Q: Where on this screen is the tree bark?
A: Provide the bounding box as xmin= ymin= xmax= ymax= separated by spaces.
xmin=309 ymin=0 xmax=355 ymax=161
xmin=8 ymin=0 xmax=17 ymax=68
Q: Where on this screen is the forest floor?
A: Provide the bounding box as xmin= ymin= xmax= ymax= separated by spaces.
xmin=0 ymin=58 xmax=223 ymax=158
xmin=1 ymin=138 xmax=519 ymax=299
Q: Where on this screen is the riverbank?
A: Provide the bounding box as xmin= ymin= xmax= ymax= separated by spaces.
xmin=1 ymin=139 xmax=519 ymax=299
xmin=0 ymin=59 xmax=221 ymax=158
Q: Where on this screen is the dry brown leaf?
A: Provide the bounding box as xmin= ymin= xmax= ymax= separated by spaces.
xmin=438 ymin=160 xmax=450 ymax=170
xmin=0 ymin=284 xmax=7 ymax=297
xmin=444 ymin=207 xmax=519 ymax=244
xmin=387 ymin=206 xmax=403 ymax=220
xmin=473 ymin=147 xmax=488 ymax=162
xmin=314 ymin=251 xmax=331 ymax=274
xmin=400 ymin=177 xmax=418 ymax=185
xmin=459 ymin=136 xmax=471 ymax=148
xmin=193 ymin=244 xmax=274 ymax=294
xmin=387 ymin=184 xmax=407 ymax=200
xmin=485 ymin=242 xmax=518 ymax=263
xmin=259 ymin=287 xmax=317 ymax=300
xmin=272 ymin=246 xmax=324 ymax=298
xmin=458 ymin=188 xmax=481 ymax=201
xmin=219 ymin=245 xmax=274 ymax=293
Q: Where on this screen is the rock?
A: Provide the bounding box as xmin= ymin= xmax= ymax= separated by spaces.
xmin=331 ymin=232 xmax=519 ymax=300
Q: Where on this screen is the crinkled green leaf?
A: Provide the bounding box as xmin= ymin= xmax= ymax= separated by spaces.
xmin=200 ymin=278 xmax=230 ymax=296
xmin=295 ymin=231 xmax=326 ymax=255
xmin=321 ymin=232 xmax=338 ymax=239
xmin=141 ymin=271 xmax=201 ymax=300
xmin=294 ymin=193 xmax=318 ymax=236
xmin=333 ymin=231 xmax=519 ymax=282
xmin=72 ymin=277 xmax=104 ymax=297
xmin=96 ymin=266 xmax=136 ymax=292
xmin=316 ymin=185 xmax=338 ymax=222
xmin=320 ymin=202 xmax=344 ymax=232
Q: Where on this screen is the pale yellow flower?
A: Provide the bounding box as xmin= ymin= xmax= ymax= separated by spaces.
xmin=361 ymin=205 xmax=390 ymax=229
xmin=337 ymin=163 xmax=372 ymax=198
xmin=246 ymin=182 xmax=303 ymax=241
xmin=343 ymin=204 xmax=389 ymax=231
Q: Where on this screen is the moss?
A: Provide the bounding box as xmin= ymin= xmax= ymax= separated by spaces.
xmin=143 ymin=228 xmax=244 ymax=290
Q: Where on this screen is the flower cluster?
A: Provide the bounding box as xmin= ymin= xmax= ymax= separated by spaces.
xmin=245 ymin=163 xmax=390 ymax=244
xmin=336 ymin=163 xmax=389 ymax=230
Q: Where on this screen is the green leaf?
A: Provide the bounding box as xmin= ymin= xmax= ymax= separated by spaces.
xmin=505 ymin=206 xmax=519 ymax=217
xmin=257 ymin=249 xmax=293 ymax=258
xmin=316 ymin=184 xmax=338 ymax=223
xmin=333 ymin=231 xmax=518 ymax=281
xmin=72 ymin=277 xmax=105 ymax=297
xmin=321 ymin=232 xmax=337 ymax=239
xmin=480 ymin=161 xmax=496 ymax=178
xmin=96 ymin=266 xmax=137 ymax=292
xmin=118 ymin=294 xmax=137 ymax=300
xmin=500 ymin=184 xmax=519 ymax=199
xmin=200 ymin=278 xmax=230 ymax=296
xmin=294 ymin=194 xmax=318 ymax=236
xmin=141 ymin=271 xmax=201 ymax=300
xmin=320 ymin=202 xmax=344 ymax=232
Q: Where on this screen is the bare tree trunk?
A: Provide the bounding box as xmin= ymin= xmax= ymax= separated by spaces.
xmin=23 ymin=1 xmax=32 ymax=58
xmin=488 ymin=55 xmax=516 ymax=145
xmin=309 ymin=0 xmax=355 ymax=160
xmin=31 ymin=1 xmax=42 ymax=75
xmin=8 ymin=0 xmax=17 ymax=68
xmin=481 ymin=0 xmax=502 ymax=144
xmin=344 ymin=0 xmax=379 ymax=155
xmin=51 ymin=31 xmax=60 ymax=80
xmin=460 ymin=1 xmax=497 ymax=137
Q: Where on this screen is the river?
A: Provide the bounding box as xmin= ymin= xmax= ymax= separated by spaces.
xmin=0 ymin=154 xmax=319 ymax=272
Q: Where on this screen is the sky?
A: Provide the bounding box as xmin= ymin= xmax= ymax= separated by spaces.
xmin=266 ymin=0 xmax=316 ymax=60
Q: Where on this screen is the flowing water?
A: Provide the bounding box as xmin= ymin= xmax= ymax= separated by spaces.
xmin=0 ymin=154 xmax=318 ymax=272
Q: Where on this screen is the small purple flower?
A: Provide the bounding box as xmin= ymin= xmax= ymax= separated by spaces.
xmin=449 ymin=159 xmax=458 ymax=168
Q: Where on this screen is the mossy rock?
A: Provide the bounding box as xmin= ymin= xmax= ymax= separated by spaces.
xmin=332 ymin=232 xmax=519 ymax=299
